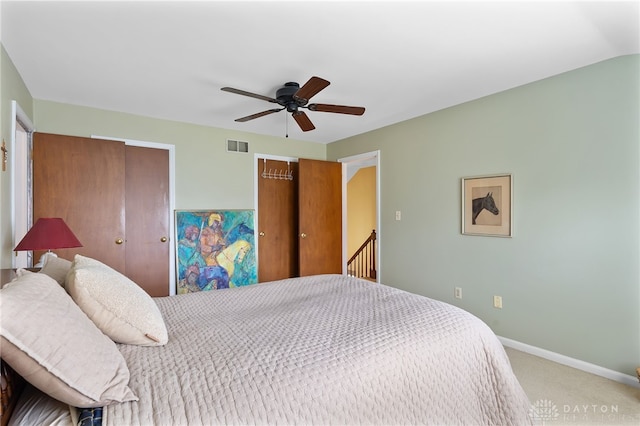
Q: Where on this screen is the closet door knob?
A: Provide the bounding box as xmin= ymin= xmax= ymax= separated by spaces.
xmin=115 ymin=238 xmax=124 ymax=245
xmin=259 ymin=232 xmax=265 ymax=237
xmin=160 ymin=237 xmax=167 ymax=243
xmin=300 ymin=233 xmax=307 ymax=239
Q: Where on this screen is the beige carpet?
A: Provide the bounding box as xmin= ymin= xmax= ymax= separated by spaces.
xmin=506 ymin=347 xmax=640 ymax=425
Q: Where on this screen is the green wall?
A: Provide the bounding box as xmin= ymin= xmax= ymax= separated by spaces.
xmin=328 ymin=55 xmax=640 ymax=377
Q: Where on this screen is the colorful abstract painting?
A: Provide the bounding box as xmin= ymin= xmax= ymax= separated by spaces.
xmin=175 ymin=210 xmax=257 ymax=294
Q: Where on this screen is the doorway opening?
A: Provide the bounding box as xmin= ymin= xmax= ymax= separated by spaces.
xmin=339 ymin=150 xmax=380 ymax=282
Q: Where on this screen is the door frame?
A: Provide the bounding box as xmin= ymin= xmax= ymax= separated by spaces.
xmin=10 ymin=100 xmax=35 ymax=268
xmin=338 ymin=150 xmax=381 ymax=282
xmin=93 ymin=135 xmax=177 ymax=295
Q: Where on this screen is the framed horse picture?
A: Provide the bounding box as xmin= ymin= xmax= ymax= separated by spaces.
xmin=461 ymin=174 xmax=512 ymax=237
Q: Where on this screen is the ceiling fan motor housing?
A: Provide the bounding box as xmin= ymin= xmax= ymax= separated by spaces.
xmin=277 ymin=82 xmax=303 ymax=111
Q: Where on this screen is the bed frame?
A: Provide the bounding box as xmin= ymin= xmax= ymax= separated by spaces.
xmin=1 ymin=270 xmax=23 ymax=425
xmin=0 ymin=360 xmax=25 ymax=426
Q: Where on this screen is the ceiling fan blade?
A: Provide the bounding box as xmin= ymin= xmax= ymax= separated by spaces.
xmin=293 ymin=76 xmax=330 ymax=104
xmin=308 ymin=104 xmax=365 ymax=115
xmin=221 ymin=87 xmax=278 ymax=103
xmin=235 ymin=108 xmax=283 ymax=122
xmin=292 ymin=111 xmax=315 ymax=132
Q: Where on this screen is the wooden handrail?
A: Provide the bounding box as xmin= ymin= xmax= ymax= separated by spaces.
xmin=347 ymin=230 xmax=376 ymax=280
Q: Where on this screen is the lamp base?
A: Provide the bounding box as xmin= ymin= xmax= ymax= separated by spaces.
xmin=34 ymin=252 xmax=57 ymax=268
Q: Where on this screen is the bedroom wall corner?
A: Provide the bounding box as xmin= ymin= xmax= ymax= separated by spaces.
xmin=327 ymin=54 xmax=640 ymax=378
xmin=0 ymin=44 xmax=34 ymax=269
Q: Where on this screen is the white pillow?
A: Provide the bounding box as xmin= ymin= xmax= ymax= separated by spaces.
xmin=39 ymin=255 xmax=73 ymax=286
xmin=0 ymin=272 xmax=138 ymax=407
xmin=66 ymin=255 xmax=168 ymax=346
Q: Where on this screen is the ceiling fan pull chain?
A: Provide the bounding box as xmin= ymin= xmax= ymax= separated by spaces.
xmin=285 ymin=112 xmax=289 ymax=138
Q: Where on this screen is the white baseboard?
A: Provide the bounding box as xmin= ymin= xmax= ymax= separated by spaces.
xmin=498 ymin=336 xmax=640 ymax=389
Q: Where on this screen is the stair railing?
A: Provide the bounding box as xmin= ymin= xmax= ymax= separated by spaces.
xmin=347 ymin=230 xmax=376 ymax=280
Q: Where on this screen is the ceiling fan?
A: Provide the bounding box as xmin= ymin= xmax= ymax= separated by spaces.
xmin=221 ymin=76 xmax=365 ymax=132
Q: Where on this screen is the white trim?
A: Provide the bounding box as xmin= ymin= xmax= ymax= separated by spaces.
xmin=10 ymin=100 xmax=35 ymax=268
xmin=11 ymin=100 xmax=34 ymax=131
xmin=338 ymin=150 xmax=381 ymax=282
xmin=340 ymin=161 xmax=347 ymax=274
xmin=499 ymin=336 xmax=640 ymax=389
xmin=254 ymin=153 xmax=298 ymax=163
xmin=92 ymin=135 xmax=177 ymax=295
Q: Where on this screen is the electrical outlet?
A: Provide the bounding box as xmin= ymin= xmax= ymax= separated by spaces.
xmin=395 ymin=211 xmax=401 ymax=221
xmin=454 ymin=287 xmax=463 ymax=299
xmin=493 ymin=295 xmax=503 ymax=309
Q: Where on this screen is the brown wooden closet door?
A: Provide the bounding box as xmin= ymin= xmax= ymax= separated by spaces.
xmin=298 ymin=158 xmax=342 ymax=276
xmin=33 ymin=133 xmax=126 ymax=272
xmin=257 ymin=159 xmax=299 ymax=282
xmin=125 ymin=146 xmax=170 ymax=296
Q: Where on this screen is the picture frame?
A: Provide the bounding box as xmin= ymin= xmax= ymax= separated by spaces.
xmin=461 ymin=174 xmax=512 ymax=237
xmin=175 ymin=209 xmax=257 ymax=294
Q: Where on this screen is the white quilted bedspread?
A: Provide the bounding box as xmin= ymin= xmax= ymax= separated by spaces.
xmin=105 ymin=275 xmax=532 ymax=425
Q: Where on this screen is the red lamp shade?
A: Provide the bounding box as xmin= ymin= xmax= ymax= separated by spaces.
xmin=14 ymin=218 xmax=83 ymax=251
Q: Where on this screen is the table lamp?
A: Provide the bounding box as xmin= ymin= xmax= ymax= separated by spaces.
xmin=14 ymin=217 xmax=83 ymax=267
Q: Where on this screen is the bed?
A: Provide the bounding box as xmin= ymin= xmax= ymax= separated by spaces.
xmin=1 ymin=255 xmax=533 ymax=425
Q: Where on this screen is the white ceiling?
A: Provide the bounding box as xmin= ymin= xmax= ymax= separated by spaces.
xmin=1 ymin=1 xmax=638 ymax=144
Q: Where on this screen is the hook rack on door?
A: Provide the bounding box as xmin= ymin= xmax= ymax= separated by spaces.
xmin=261 ymin=158 xmax=294 ymax=181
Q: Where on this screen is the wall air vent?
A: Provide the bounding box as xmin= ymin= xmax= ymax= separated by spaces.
xmin=226 ymin=139 xmax=249 ymax=153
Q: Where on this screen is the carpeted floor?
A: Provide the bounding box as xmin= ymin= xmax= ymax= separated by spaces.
xmin=505 ymin=347 xmax=640 ymax=425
